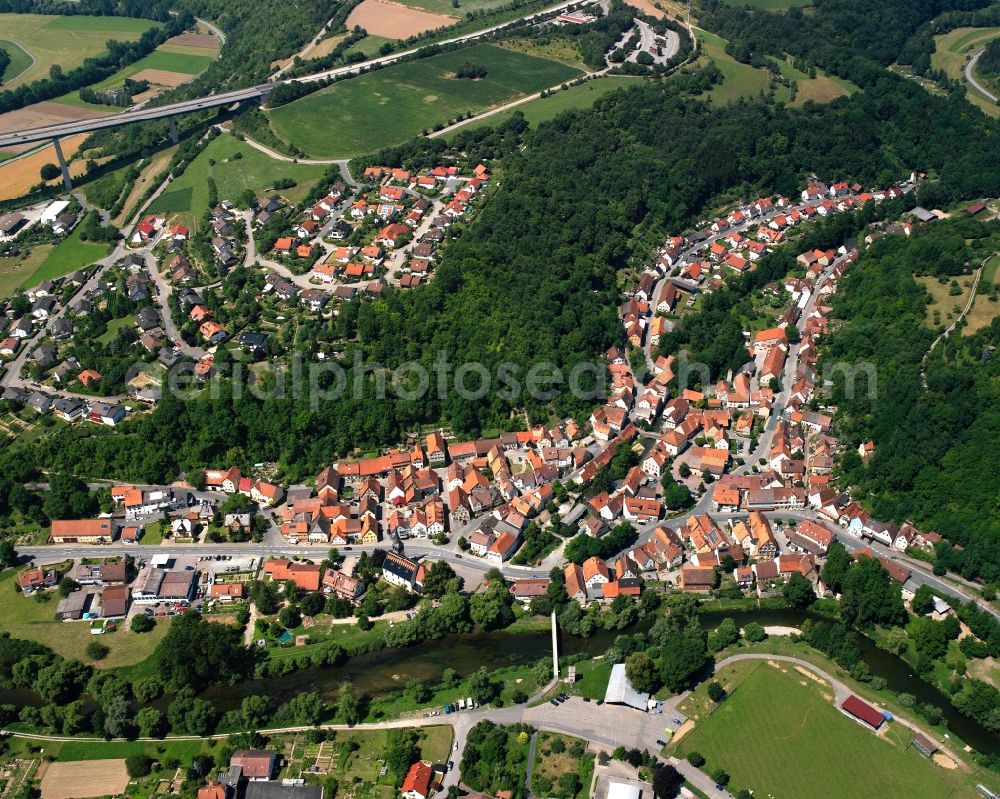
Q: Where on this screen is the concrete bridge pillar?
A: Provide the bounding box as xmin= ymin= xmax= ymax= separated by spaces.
xmin=168 ymin=115 xmax=179 ymax=145
xmin=51 ymin=137 xmax=72 ymax=190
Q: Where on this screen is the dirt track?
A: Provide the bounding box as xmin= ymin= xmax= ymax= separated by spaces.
xmin=346 ymin=0 xmax=456 ymax=39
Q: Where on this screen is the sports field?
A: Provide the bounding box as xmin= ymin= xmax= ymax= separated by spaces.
xmin=448 ymin=75 xmax=646 ymax=135
xmin=269 ymin=43 xmax=582 ymax=157
xmin=149 ymin=134 xmax=329 ymax=230
xmin=673 ymin=664 xmax=959 ymax=799
xmin=0 ymin=14 xmax=158 ymax=89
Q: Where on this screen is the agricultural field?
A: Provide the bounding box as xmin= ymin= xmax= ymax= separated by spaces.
xmin=149 ymin=133 xmax=329 ymax=230
xmin=720 ymin=0 xmax=811 ymax=7
xmin=931 ymin=27 xmax=1000 ymax=117
xmin=672 ymin=663 xmax=962 ymax=799
xmin=269 ymin=43 xmax=582 ymax=158
xmin=0 ymin=14 xmax=158 ymax=90
xmin=0 ymin=568 xmax=170 ymax=666
xmin=347 ymin=0 xmax=457 ymax=39
xmin=0 ymin=132 xmax=92 ymax=201
xmin=54 ymin=43 xmax=218 ymax=109
xmin=39 ymin=759 xmax=129 ymax=799
xmin=449 ymin=75 xmax=646 ymax=135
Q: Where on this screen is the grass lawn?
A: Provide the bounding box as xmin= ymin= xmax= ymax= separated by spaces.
xmin=672 ymin=663 xmax=960 ymax=799
xmin=138 ymin=520 xmax=166 ymax=545
xmin=563 ymin=657 xmax=612 ymax=700
xmin=96 ymin=314 xmax=134 ymax=345
xmin=53 ymin=47 xmax=216 ymax=108
xmin=148 ymin=133 xmax=329 ymax=230
xmin=448 ymin=75 xmax=645 ymax=135
xmin=0 ymin=39 xmax=33 ymax=83
xmin=720 ymin=0 xmax=811 ymax=6
xmin=0 ymin=569 xmax=171 ymax=667
xmin=695 ymin=29 xmax=786 ymax=105
xmin=0 ymin=14 xmax=157 ymax=89
xmin=531 ymin=732 xmax=593 ymax=799
xmin=23 ymin=227 xmax=109 ymax=290
xmin=269 ymin=43 xmax=582 ymax=158
xmin=56 ymin=738 xmax=212 ymax=763
xmin=931 ymin=27 xmax=1000 ymax=117
xmin=0 ymin=244 xmax=55 ymax=299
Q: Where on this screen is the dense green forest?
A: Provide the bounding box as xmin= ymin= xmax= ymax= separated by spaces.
xmin=981 ymin=37 xmax=1000 ymax=74
xmin=698 ymin=0 xmax=997 ymax=84
xmin=822 ymin=220 xmax=1000 ymax=584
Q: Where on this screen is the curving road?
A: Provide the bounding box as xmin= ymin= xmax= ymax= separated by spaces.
xmin=0 ymin=0 xmax=591 ymax=150
xmin=966 ymin=48 xmax=999 ymax=104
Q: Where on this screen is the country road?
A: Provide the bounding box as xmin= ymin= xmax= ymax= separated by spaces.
xmin=966 ymin=48 xmax=999 ymax=104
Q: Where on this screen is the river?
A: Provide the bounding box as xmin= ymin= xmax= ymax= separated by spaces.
xmin=4 ymin=608 xmax=997 ymax=753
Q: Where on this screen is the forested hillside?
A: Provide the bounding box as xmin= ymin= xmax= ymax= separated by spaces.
xmin=824 ymin=220 xmax=1000 ymax=584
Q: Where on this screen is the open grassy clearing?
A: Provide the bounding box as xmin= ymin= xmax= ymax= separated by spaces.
xmin=767 ymin=55 xmax=857 ymax=105
xmin=0 ymin=568 xmax=171 ymax=667
xmin=965 ymin=254 xmax=1000 ymax=332
xmin=0 ymin=243 xmax=54 ymax=299
xmin=695 ymin=29 xmax=786 ymax=105
xmin=25 ymin=226 xmax=109 ymax=289
xmin=149 ymin=133 xmax=328 ymax=230
xmin=447 ymin=75 xmax=646 ymax=134
xmin=497 ymin=37 xmax=587 ymax=69
xmin=932 ymin=27 xmax=1000 ymax=117
xmin=269 ymin=43 xmax=582 ymax=157
xmin=0 ymin=14 xmax=157 ymax=89
xmin=0 ymin=39 xmax=33 ymax=83
xmin=672 ymin=663 xmax=961 ymax=799
xmin=918 ymin=274 xmax=974 ymax=329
